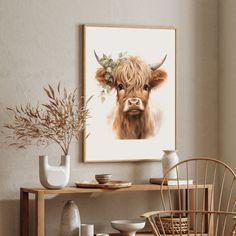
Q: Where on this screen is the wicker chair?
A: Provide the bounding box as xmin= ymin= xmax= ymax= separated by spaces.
xmin=142 ymin=157 xmax=236 ymax=235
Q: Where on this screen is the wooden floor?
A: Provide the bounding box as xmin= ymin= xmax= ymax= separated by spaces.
xmin=113 ymin=232 xmax=208 ymax=236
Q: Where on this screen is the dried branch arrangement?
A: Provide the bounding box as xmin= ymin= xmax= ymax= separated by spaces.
xmin=4 ymin=83 xmax=91 ymax=155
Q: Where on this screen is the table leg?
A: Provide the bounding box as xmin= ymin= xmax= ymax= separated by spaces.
xmin=35 ymin=191 xmax=45 ymax=236
xmin=20 ymin=188 xmax=29 ymax=236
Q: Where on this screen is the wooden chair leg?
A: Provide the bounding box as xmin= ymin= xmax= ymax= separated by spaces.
xmin=231 ymin=217 xmax=236 ymax=236
xmin=147 ymin=216 xmax=161 ymax=236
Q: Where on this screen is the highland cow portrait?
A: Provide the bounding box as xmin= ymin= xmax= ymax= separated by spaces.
xmin=94 ymin=51 xmax=167 ymax=140
xmin=83 ymin=25 xmax=176 ymax=162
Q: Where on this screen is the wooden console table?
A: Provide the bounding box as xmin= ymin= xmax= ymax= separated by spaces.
xmin=20 ymin=184 xmax=213 ymax=236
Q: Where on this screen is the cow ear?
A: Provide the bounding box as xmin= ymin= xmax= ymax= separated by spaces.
xmin=95 ymin=68 xmax=115 ymax=88
xmin=150 ymin=69 xmax=167 ymax=89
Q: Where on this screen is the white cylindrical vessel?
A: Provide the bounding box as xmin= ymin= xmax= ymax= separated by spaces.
xmin=39 ymin=155 xmax=70 ymax=189
xmin=162 ymin=150 xmax=179 ymax=179
xmin=81 ymin=224 xmax=94 ymax=236
xmin=60 ymin=200 xmax=81 ymax=236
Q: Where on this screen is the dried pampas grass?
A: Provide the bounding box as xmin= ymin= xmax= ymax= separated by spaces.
xmin=4 ymin=83 xmax=91 ymax=155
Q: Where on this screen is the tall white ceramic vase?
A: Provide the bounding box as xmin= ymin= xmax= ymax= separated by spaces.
xmin=60 ymin=200 xmax=81 ymax=236
xmin=162 ymin=150 xmax=179 ymax=179
xmin=39 ymin=155 xmax=70 ymax=189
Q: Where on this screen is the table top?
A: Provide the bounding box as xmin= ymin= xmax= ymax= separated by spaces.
xmin=21 ymin=184 xmax=212 ymax=195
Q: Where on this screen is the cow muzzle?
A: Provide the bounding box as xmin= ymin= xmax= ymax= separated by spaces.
xmin=123 ymin=97 xmax=144 ymax=115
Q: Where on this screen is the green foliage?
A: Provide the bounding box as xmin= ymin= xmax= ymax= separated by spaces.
xmin=96 ymin=52 xmax=128 ymax=102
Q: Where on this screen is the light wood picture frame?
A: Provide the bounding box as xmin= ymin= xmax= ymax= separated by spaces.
xmin=82 ymin=24 xmax=176 ymax=162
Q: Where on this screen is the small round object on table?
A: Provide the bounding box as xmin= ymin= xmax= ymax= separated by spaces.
xmin=111 ymin=219 xmax=146 ymax=236
xmin=95 ymin=174 xmax=112 ymax=184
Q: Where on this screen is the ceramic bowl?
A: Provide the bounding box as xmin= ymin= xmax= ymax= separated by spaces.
xmin=95 ymin=174 xmax=112 ymax=184
xmin=111 ymin=219 xmax=146 ymax=236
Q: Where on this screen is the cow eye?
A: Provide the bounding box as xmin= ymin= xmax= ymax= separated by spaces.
xmin=117 ymin=84 xmax=124 ymax=91
xmin=143 ymin=84 xmax=149 ymax=91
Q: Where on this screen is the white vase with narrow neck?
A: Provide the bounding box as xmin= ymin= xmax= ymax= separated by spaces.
xmin=39 ymin=155 xmax=70 ymax=189
xmin=162 ymin=150 xmax=179 ymax=179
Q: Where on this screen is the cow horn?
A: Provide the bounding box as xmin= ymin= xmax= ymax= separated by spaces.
xmin=149 ymin=54 xmax=167 ymax=71
xmin=94 ymin=50 xmax=105 ymax=67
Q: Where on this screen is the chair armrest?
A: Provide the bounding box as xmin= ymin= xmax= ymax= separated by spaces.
xmin=141 ymin=210 xmax=188 ymax=218
xmin=141 ymin=211 xmax=162 ymax=218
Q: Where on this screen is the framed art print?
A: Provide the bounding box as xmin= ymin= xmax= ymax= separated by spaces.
xmin=82 ymin=24 xmax=176 ymax=162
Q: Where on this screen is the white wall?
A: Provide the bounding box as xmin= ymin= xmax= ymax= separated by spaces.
xmin=219 ymin=0 xmax=236 ymax=172
xmin=0 ymin=0 xmax=218 ymax=235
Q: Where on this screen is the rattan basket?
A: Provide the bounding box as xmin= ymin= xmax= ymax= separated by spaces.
xmin=155 ymin=216 xmax=189 ymax=234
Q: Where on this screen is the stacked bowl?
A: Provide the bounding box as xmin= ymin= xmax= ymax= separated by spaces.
xmin=95 ymin=174 xmax=112 ymax=184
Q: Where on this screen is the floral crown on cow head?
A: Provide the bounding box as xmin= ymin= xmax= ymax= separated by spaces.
xmin=94 ymin=51 xmax=167 ymax=102
xmin=94 ymin=50 xmax=128 ymax=102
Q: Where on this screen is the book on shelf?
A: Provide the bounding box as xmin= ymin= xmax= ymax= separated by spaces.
xmin=150 ymin=178 xmax=193 ymax=186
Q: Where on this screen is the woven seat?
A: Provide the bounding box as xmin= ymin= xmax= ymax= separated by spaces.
xmin=155 ymin=215 xmax=189 ymax=234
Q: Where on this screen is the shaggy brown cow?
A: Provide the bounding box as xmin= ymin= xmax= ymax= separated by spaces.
xmin=95 ymin=52 xmax=167 ymax=139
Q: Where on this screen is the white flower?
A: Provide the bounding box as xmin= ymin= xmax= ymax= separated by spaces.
xmin=106 ymin=67 xmax=112 ymax=73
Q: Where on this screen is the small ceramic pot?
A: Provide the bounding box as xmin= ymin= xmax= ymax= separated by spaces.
xmin=81 ymin=224 xmax=94 ymax=236
xmin=95 ymin=174 xmax=112 ymax=184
